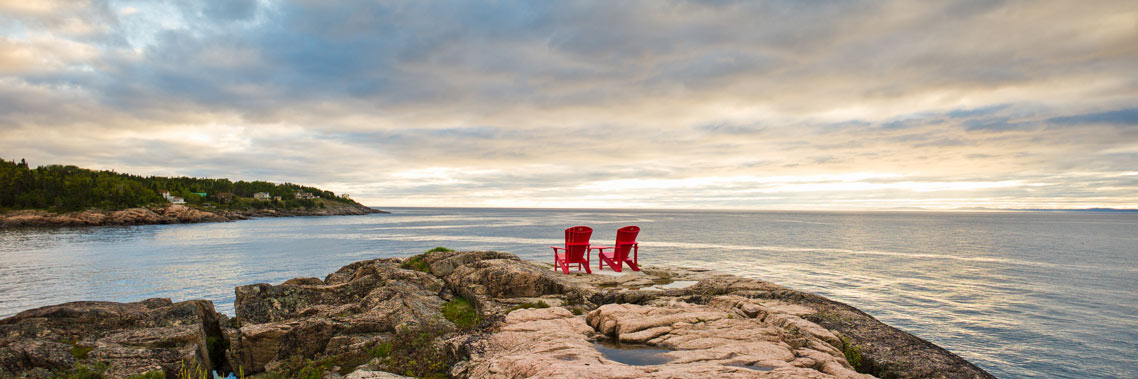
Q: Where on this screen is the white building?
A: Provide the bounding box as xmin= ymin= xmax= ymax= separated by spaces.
xmin=159 ymin=190 xmax=181 ymax=203
xmin=254 ymin=192 xmax=271 ymax=200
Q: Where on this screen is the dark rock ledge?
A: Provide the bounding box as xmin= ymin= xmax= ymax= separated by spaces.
xmin=0 ymin=251 xmax=995 ymax=378
xmin=0 ymin=202 xmax=385 ymax=229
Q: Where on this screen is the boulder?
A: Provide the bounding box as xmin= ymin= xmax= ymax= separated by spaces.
xmin=106 ymin=208 xmax=163 ymax=225
xmin=157 ymin=204 xmax=229 ymax=223
xmin=0 ymin=298 xmax=223 ymax=378
xmin=231 ymin=258 xmax=450 ymax=373
xmin=420 ymin=250 xmax=518 ymax=277
xmin=427 ymin=251 xmax=594 ymax=314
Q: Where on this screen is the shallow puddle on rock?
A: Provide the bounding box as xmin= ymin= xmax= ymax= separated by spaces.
xmin=594 ymin=340 xmax=674 ymax=366
xmin=727 ymin=363 xmax=775 ymax=371
xmin=646 ymin=280 xmax=699 ymax=290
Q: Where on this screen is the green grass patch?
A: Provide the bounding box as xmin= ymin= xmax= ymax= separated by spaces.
xmin=442 ymin=297 xmax=480 ymax=328
xmin=570 ymin=307 xmax=584 ymax=316
xmin=507 ymin=300 xmax=550 ymax=313
xmin=125 ymin=371 xmax=165 ymax=379
xmin=50 ymin=362 xmax=108 ymax=379
xmin=400 ymin=256 xmax=431 ymax=273
xmin=369 ymin=341 xmax=393 ymax=358
xmin=374 ymin=325 xmax=452 ymax=378
xmin=264 ymin=351 xmax=373 ymax=379
xmin=840 ymin=336 xmax=863 ymax=371
xmin=69 ymin=346 xmax=94 ymax=360
xmin=424 ymin=246 xmax=454 ymax=253
xmin=175 ymin=359 xmax=210 ymax=379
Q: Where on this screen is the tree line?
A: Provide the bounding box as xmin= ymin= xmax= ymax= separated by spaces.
xmin=0 ymin=158 xmax=358 ymax=212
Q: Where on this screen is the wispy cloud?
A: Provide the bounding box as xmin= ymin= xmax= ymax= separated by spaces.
xmin=1 ymin=0 xmax=1136 ymax=209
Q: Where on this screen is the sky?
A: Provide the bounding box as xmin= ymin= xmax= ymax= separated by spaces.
xmin=1 ymin=0 xmax=1136 ymax=210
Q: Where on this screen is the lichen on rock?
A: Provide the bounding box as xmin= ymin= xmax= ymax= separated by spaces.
xmin=0 ymin=298 xmax=223 ymax=378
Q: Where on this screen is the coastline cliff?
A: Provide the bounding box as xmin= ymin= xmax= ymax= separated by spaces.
xmin=0 ymin=250 xmax=993 ymax=379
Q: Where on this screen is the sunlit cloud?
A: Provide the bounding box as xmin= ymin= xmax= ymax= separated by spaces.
xmin=0 ymin=0 xmax=1136 ymax=209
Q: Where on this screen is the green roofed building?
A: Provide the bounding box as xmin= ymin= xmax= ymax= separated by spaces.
xmin=192 ymin=192 xmax=207 ymax=197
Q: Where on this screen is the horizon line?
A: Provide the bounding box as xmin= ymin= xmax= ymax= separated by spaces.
xmin=362 ymin=205 xmax=1138 ymax=213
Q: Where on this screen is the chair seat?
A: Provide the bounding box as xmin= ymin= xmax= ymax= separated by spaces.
xmin=556 ymin=252 xmax=588 ymax=263
xmin=595 ymin=226 xmax=640 ymax=273
xmin=553 ymin=226 xmax=594 ymax=274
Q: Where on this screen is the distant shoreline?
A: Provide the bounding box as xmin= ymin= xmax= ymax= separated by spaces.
xmin=375 ymin=205 xmax=1138 ymax=213
xmin=0 ymin=202 xmax=386 ymax=228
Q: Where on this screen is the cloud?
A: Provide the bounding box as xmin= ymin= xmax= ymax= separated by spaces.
xmin=0 ymin=0 xmax=1136 ymax=209
xmin=1048 ymin=108 xmax=1138 ymax=126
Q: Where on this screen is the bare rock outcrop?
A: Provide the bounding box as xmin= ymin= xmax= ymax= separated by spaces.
xmin=0 ymin=250 xmax=994 ymax=379
xmin=155 ymin=205 xmax=230 ymax=223
xmin=0 ymin=202 xmax=382 ymax=228
xmin=229 ymin=258 xmax=451 ymax=373
xmin=420 ymin=250 xmax=596 ymax=315
xmin=0 ymin=209 xmax=108 ymax=227
xmin=587 ymin=300 xmax=868 ymax=378
xmin=460 ymin=306 xmax=856 ymax=378
xmin=0 ymin=298 xmax=223 ymax=378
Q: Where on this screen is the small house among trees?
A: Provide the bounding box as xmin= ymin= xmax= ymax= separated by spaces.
xmin=254 ymin=192 xmax=271 ymax=200
xmin=216 ymin=192 xmax=234 ymax=203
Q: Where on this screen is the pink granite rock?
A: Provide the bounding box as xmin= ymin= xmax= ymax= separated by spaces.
xmin=461 ymin=306 xmax=869 ymax=378
xmin=586 ymin=301 xmax=871 ymax=379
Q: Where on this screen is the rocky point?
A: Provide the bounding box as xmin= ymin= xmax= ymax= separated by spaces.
xmin=0 ymin=250 xmax=994 ymax=378
xmin=0 ymin=202 xmax=382 ymax=228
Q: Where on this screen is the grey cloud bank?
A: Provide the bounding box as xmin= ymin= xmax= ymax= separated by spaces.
xmin=1 ymin=0 xmax=1136 ymax=209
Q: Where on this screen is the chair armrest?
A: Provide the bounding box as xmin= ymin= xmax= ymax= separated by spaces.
xmin=551 ymin=246 xmax=565 ymax=251
xmin=590 ymin=246 xmax=614 ymax=252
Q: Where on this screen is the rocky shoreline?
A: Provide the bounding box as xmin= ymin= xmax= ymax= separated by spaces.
xmin=0 ymin=202 xmax=384 ymax=228
xmin=0 ymin=250 xmax=994 ymax=378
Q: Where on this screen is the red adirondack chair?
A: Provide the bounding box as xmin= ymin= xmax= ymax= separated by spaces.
xmin=552 ymin=226 xmax=593 ymax=274
xmin=591 ymin=226 xmax=640 ymax=272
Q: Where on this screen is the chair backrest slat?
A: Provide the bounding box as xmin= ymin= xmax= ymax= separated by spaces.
xmin=613 ymin=225 xmax=639 ymax=261
xmin=563 ymin=225 xmax=592 ymax=261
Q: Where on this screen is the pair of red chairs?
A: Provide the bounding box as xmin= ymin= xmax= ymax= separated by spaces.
xmin=551 ymin=225 xmax=640 ymax=274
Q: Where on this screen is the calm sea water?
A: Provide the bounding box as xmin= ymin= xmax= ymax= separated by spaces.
xmin=1 ymin=208 xmax=1135 ymax=378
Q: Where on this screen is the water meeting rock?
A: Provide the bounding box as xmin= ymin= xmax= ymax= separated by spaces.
xmin=0 ymin=202 xmax=381 ymax=228
xmin=0 ymin=250 xmax=994 ymax=378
